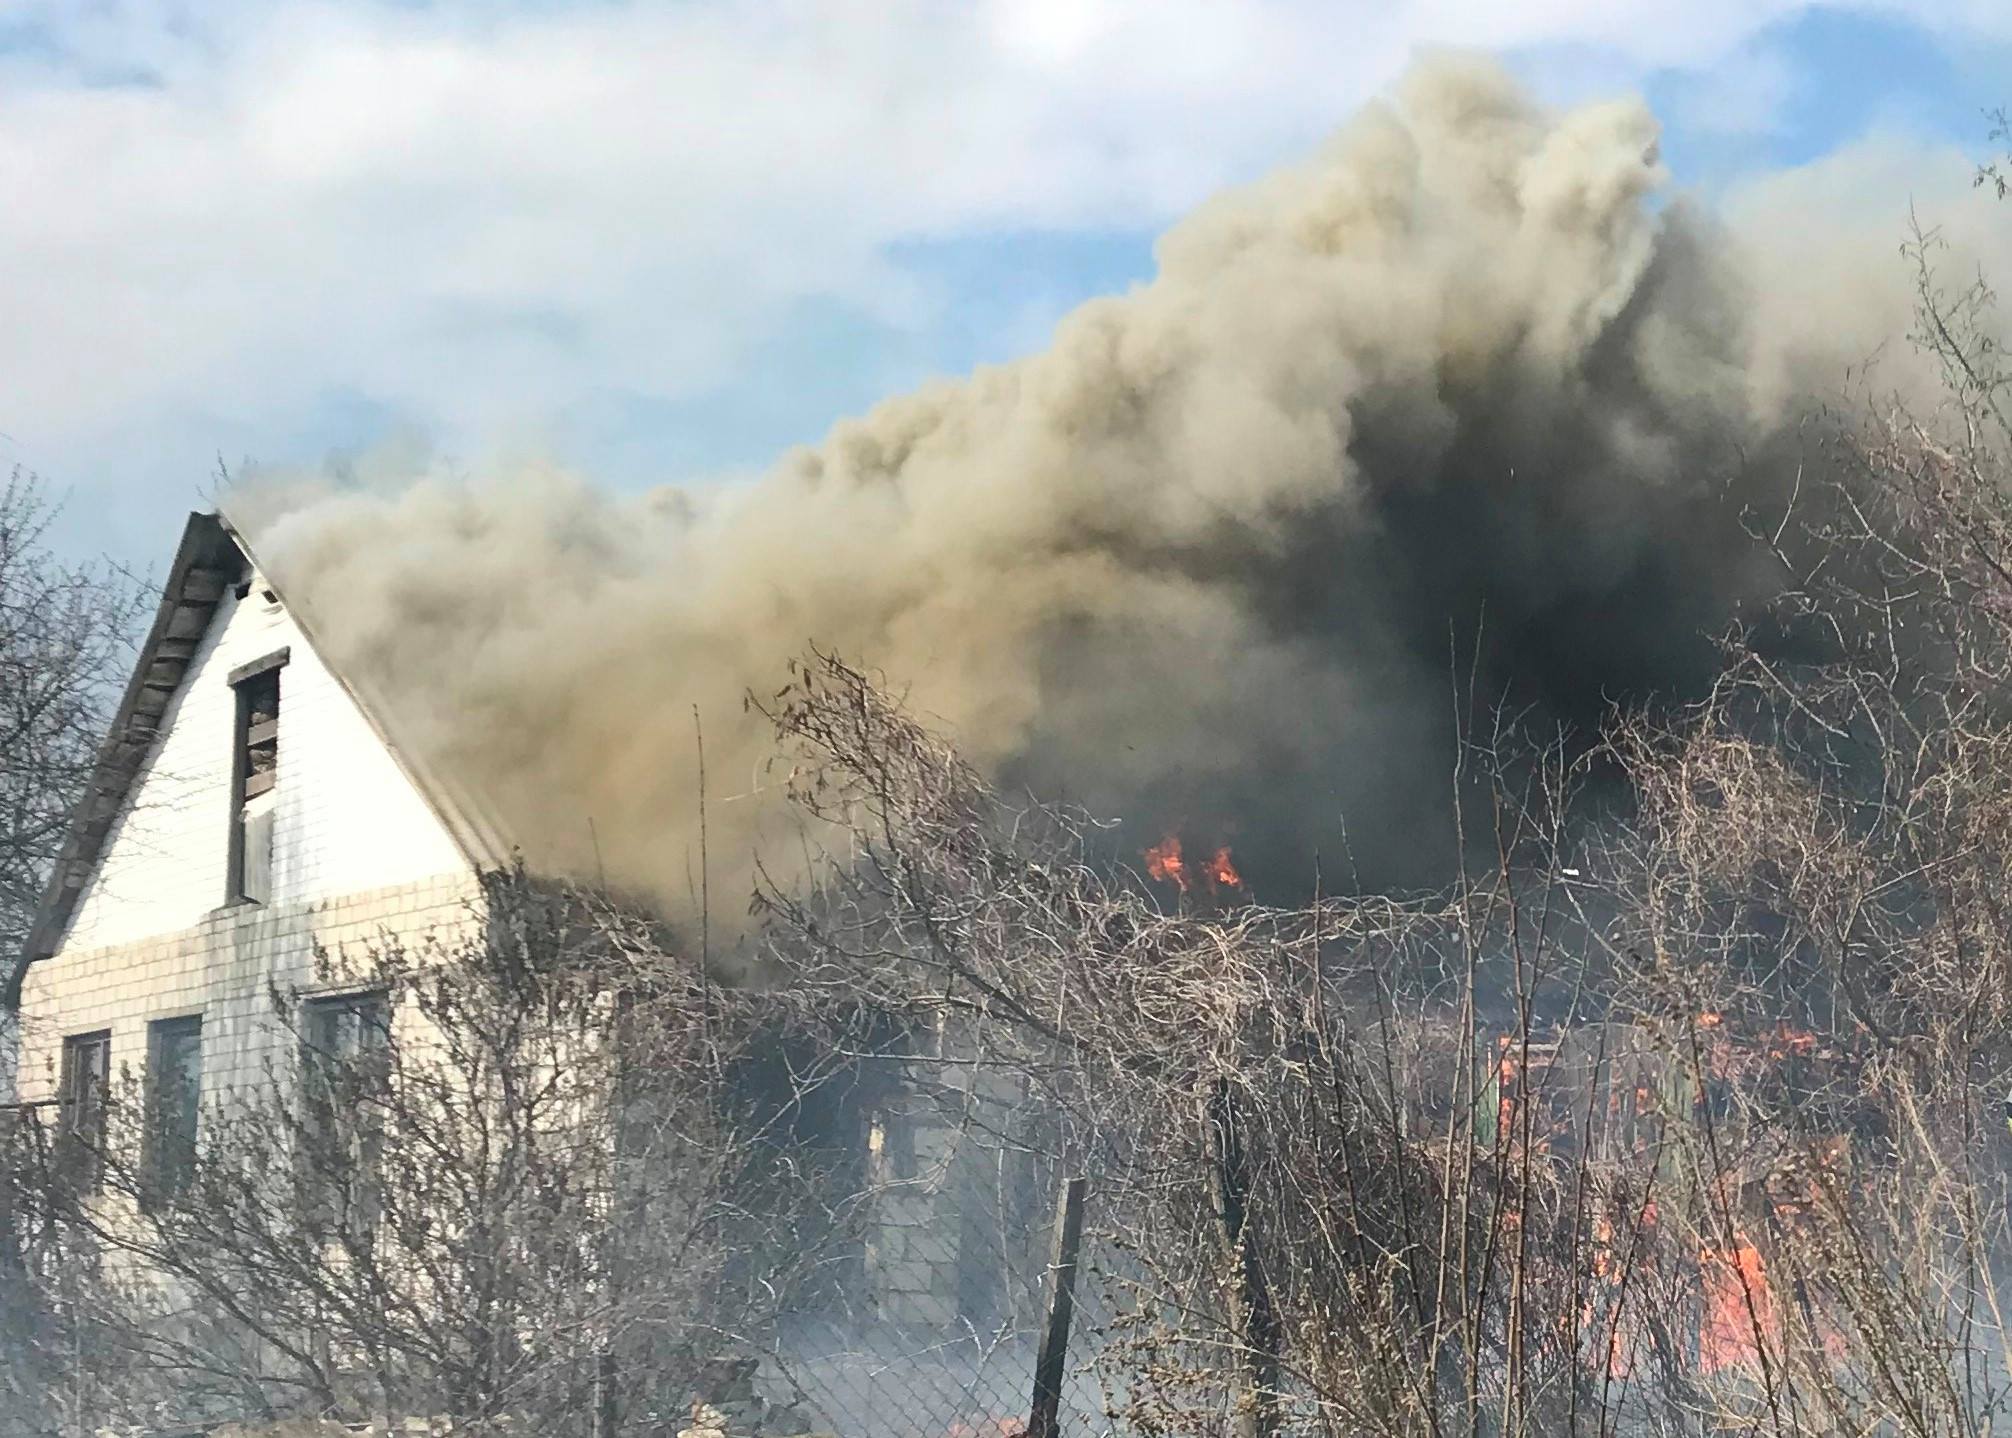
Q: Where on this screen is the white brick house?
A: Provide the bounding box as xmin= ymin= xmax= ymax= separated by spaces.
xmin=1 ymin=511 xmax=1049 ymax=1396
xmin=6 ymin=512 xmax=511 ymax=1119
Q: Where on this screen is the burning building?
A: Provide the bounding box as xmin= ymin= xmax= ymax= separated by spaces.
xmin=0 ymin=512 xmax=1093 ymax=1433
xmin=1468 ymin=1015 xmax=1873 ymax=1385
xmin=8 ymin=514 xmax=500 ymax=1120
xmin=9 ymin=51 xmax=2012 ymax=1435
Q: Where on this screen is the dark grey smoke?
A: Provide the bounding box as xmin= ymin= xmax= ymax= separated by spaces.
xmin=229 ymin=56 xmax=2005 ymax=917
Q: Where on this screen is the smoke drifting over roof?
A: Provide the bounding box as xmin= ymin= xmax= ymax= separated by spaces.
xmin=230 ymin=56 xmax=2001 ymax=926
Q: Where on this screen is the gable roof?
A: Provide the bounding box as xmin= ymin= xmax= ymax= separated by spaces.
xmin=221 ymin=514 xmax=516 ymax=878
xmin=6 ymin=513 xmax=513 ymax=995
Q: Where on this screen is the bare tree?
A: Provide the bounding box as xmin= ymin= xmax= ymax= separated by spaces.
xmin=8 ymin=871 xmax=868 ymax=1436
xmin=0 ymin=471 xmax=143 ymax=1000
xmin=0 ymin=473 xmax=143 ymax=1434
xmin=742 ymin=622 xmax=2012 ymax=1437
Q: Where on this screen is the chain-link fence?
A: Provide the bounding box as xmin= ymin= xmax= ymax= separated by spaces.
xmin=9 ymin=998 xmax=2001 ymax=1438
xmin=710 ymin=1046 xmax=1139 ymax=1438
xmin=753 ymin=1188 xmax=1114 ymax=1438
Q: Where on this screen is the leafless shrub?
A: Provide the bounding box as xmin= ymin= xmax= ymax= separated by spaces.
xmin=0 ymin=471 xmax=144 ymax=990
xmin=743 ymin=594 xmax=2012 ymax=1437
xmin=4 ymin=870 xmax=876 ymax=1435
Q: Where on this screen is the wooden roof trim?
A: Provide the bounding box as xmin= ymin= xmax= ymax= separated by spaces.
xmin=226 ymin=646 xmax=291 ymax=687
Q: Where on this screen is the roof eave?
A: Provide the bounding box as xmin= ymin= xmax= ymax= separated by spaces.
xmin=8 ymin=513 xmax=246 ymax=996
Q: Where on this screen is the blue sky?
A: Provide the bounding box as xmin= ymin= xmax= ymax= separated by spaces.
xmin=0 ymin=1 xmax=2007 ymax=565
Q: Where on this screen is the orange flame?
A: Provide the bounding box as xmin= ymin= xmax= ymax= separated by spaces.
xmin=1144 ymin=834 xmax=1245 ymax=896
xmin=1144 ymin=835 xmax=1189 ymax=892
xmin=1700 ymin=1242 xmax=1777 ymax=1374
xmin=1767 ymin=1023 xmax=1817 ymax=1058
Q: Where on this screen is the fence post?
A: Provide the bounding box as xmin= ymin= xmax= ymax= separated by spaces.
xmin=1027 ymin=1174 xmax=1090 ymax=1438
xmin=1206 ymin=1079 xmax=1280 ymax=1438
xmin=593 ymin=1349 xmax=618 ymax=1438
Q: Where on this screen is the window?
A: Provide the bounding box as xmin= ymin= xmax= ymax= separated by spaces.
xmin=299 ymin=991 xmax=389 ymax=1233
xmin=57 ymin=1029 xmax=111 ymax=1193
xmin=227 ymin=649 xmax=286 ymax=905
xmin=143 ymin=1015 xmax=202 ymax=1206
xmin=302 ymin=991 xmax=389 ymax=1078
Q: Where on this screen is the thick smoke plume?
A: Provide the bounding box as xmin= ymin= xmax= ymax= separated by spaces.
xmin=231 ymin=57 xmax=2003 ymax=933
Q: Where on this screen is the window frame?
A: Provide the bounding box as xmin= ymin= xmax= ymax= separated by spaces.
xmin=57 ymin=1028 xmax=112 ymax=1194
xmin=297 ymin=990 xmax=391 ymax=1236
xmin=142 ymin=1013 xmax=204 ymax=1208
xmin=225 ymin=648 xmax=287 ymax=907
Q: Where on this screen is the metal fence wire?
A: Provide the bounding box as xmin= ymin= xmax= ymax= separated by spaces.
xmin=692 ymin=1036 xmax=1260 ymax=1438
xmin=746 ymin=1185 xmax=1110 ymax=1438
xmin=0 ymin=1027 xmax=1251 ymax=1438
xmin=12 ymin=999 xmax=1911 ymax=1437
xmin=717 ymin=1053 xmax=1138 ymax=1438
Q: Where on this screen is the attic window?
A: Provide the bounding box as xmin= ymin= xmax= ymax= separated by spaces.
xmin=228 ymin=651 xmax=288 ymax=905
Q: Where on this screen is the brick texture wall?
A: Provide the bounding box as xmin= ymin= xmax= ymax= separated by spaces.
xmin=15 ymin=565 xmax=482 ymax=1103
xmin=15 ymin=876 xmax=482 ymax=1105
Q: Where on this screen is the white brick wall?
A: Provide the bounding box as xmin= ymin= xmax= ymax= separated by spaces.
xmin=66 ymin=576 xmax=470 ymax=948
xmin=15 ymin=877 xmax=481 ymax=1104
xmin=15 ymin=569 xmax=482 ymax=1103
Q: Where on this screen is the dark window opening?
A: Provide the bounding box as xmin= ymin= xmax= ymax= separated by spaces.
xmin=143 ymin=1015 xmax=203 ymax=1207
xmin=58 ymin=1029 xmax=111 ymax=1194
xmin=299 ymin=991 xmax=390 ymax=1234
xmin=302 ymin=991 xmax=389 ymax=1077
xmin=227 ymin=655 xmax=284 ymax=906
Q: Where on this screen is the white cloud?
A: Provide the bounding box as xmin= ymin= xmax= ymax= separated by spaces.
xmin=1660 ymin=41 xmax=1803 ymax=139
xmin=0 ymin=0 xmax=1996 ymax=530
